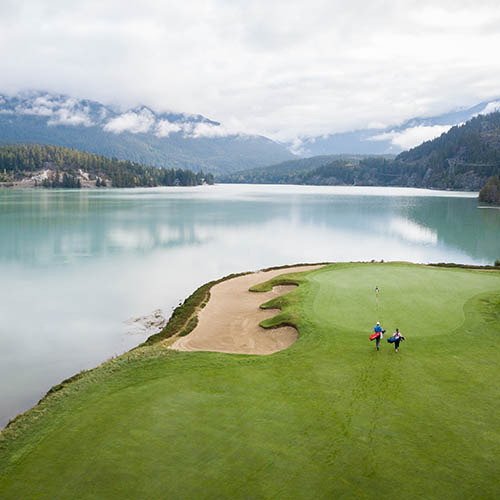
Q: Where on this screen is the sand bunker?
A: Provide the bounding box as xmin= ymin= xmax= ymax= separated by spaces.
xmin=169 ymin=265 xmax=323 ymax=355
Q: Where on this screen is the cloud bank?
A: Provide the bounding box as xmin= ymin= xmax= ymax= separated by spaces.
xmin=1 ymin=1 xmax=500 ymax=142
xmin=103 ymin=109 xmax=232 ymax=138
xmin=104 ymin=109 xmax=155 ymax=134
xmin=369 ymin=125 xmax=453 ymax=150
xmin=4 ymin=92 xmax=235 ymax=139
xmin=474 ymin=100 xmax=500 ymax=117
xmin=16 ymin=95 xmax=94 ymax=126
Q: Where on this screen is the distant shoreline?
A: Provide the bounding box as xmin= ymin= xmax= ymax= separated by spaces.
xmin=0 ymin=181 xmax=479 ymax=196
xmin=0 ymin=180 xmax=213 ymax=189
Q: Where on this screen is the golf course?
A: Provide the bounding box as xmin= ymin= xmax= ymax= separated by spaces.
xmin=1 ymin=262 xmax=499 ymax=499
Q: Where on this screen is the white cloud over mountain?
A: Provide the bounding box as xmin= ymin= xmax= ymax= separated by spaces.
xmin=103 ymin=109 xmax=232 ymax=138
xmin=3 ymin=92 xmax=236 ymax=140
xmin=369 ymin=125 xmax=453 ymax=150
xmin=474 ymin=101 xmax=500 ymax=117
xmin=188 ymin=122 xmax=232 ymax=139
xmin=47 ymin=108 xmax=93 ymax=127
xmin=16 ymin=95 xmax=94 ymax=126
xmin=17 ymin=96 xmax=56 ymax=117
xmin=104 ymin=109 xmax=155 ymax=134
xmin=155 ymin=119 xmax=182 ymax=137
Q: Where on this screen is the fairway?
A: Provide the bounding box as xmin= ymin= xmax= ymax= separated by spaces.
xmin=1 ymin=263 xmax=499 ymax=499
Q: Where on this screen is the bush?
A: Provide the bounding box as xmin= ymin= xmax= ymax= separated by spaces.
xmin=178 ymin=317 xmax=199 ymax=337
xmin=479 ymin=175 xmax=500 ymax=204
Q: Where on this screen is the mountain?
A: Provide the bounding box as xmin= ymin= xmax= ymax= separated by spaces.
xmin=222 ymin=112 xmax=500 ymax=192
xmin=396 ymin=111 xmax=500 ymax=192
xmin=0 ymin=91 xmax=294 ymax=174
xmin=294 ymin=99 xmax=500 ymax=156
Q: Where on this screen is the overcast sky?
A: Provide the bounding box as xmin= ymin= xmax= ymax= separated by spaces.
xmin=1 ymin=0 xmax=500 ymax=141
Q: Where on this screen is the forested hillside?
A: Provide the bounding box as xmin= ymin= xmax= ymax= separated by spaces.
xmin=0 ymin=144 xmax=213 ymax=188
xmin=218 ymin=154 xmax=395 ymax=184
xmin=221 ymin=112 xmax=500 ymax=197
xmin=395 ymin=111 xmax=500 ymax=190
xmin=221 ymin=157 xmax=402 ymax=186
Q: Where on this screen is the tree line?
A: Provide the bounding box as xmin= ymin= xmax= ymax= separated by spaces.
xmin=0 ymin=144 xmax=214 ymax=188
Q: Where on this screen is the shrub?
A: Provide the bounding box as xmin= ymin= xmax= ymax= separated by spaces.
xmin=479 ymin=175 xmax=500 ymax=204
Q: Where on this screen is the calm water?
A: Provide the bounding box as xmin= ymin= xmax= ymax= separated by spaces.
xmin=1 ymin=184 xmax=499 ymax=427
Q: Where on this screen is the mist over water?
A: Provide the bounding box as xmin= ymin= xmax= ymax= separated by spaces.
xmin=0 ymin=184 xmax=498 ymax=426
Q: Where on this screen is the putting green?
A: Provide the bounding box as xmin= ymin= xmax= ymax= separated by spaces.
xmin=310 ymin=263 xmax=500 ymax=336
xmin=0 ymin=263 xmax=499 ymax=499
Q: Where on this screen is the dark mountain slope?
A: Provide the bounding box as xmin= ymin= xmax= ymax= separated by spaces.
xmin=396 ymin=111 xmax=500 ymax=190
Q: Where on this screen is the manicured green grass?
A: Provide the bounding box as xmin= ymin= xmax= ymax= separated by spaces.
xmin=1 ymin=263 xmax=499 ymax=499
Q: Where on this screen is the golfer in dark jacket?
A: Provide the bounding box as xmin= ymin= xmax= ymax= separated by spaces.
xmin=392 ymin=328 xmax=406 ymax=353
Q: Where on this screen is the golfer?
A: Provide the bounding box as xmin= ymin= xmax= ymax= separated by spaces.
xmin=373 ymin=321 xmax=385 ymax=351
xmin=392 ymin=328 xmax=406 ymax=353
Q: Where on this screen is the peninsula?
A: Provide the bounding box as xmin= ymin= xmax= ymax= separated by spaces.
xmin=1 ymin=262 xmax=499 ymax=499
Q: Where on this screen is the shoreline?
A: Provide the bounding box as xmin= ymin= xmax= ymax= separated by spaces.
xmin=0 ymin=182 xmax=211 ymax=189
xmin=215 ymin=182 xmax=480 ymax=196
xmin=0 ymin=182 xmax=480 ymax=196
xmin=0 ymin=262 xmax=325 ymax=431
xmin=169 ymin=264 xmax=324 ymax=355
xmin=2 ymin=260 xmax=499 ymax=431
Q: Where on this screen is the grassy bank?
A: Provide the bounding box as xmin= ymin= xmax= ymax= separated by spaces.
xmin=1 ymin=262 xmax=499 ymax=499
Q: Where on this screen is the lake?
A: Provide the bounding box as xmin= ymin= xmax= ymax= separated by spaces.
xmin=1 ymin=184 xmax=499 ymax=427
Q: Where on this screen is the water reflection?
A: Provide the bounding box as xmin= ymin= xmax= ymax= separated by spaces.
xmin=0 ymin=185 xmax=498 ymax=427
xmin=386 ymin=218 xmax=438 ymax=244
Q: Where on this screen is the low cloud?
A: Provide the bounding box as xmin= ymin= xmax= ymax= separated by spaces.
xmin=369 ymin=125 xmax=453 ymax=150
xmin=155 ymin=119 xmax=182 ymax=137
xmin=15 ymin=94 xmax=93 ymax=126
xmin=2 ymin=91 xmax=236 ymax=138
xmin=16 ymin=95 xmax=55 ymax=116
xmin=99 ymin=107 xmax=108 ymax=120
xmin=104 ymin=109 xmax=155 ymax=134
xmin=289 ymin=137 xmax=306 ymax=155
xmin=475 ymin=100 xmax=500 ymax=116
xmin=47 ymin=107 xmax=93 ymax=127
xmin=187 ymin=122 xmax=231 ymax=138
xmin=155 ymin=119 xmax=232 ymax=139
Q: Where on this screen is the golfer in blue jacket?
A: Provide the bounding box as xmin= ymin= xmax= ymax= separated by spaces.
xmin=373 ymin=321 xmax=385 ymax=351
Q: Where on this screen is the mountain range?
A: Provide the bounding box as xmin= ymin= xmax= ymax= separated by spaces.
xmin=294 ymin=99 xmax=500 ymax=156
xmin=0 ymin=91 xmax=293 ymax=174
xmin=1 ymin=91 xmax=500 ymax=175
